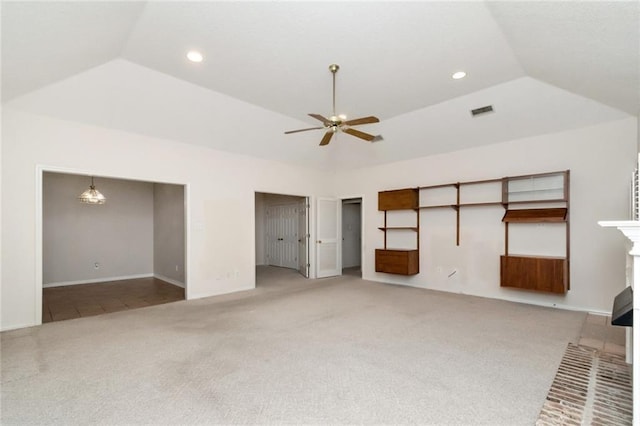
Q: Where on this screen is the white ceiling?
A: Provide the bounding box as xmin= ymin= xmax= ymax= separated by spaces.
xmin=2 ymin=1 xmax=638 ymax=169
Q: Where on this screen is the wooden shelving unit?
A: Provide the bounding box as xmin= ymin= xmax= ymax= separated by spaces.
xmin=418 ymin=178 xmax=503 ymax=246
xmin=501 ymin=171 xmax=570 ymax=294
xmin=376 ymin=188 xmax=419 ymax=275
xmin=376 ymin=170 xmax=571 ymax=293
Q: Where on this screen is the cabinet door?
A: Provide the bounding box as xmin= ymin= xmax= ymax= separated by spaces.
xmin=375 ymin=250 xmax=419 ymax=275
xmin=500 ymin=255 xmax=566 ymax=294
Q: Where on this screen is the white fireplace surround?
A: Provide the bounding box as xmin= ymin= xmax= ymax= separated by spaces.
xmin=598 ymin=220 xmax=639 ymax=425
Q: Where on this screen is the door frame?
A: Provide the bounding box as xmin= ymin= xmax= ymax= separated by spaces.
xmin=340 ymin=194 xmax=366 ymax=276
xmin=35 ymin=164 xmax=190 ymax=326
xmin=254 ymin=191 xmax=313 ymax=278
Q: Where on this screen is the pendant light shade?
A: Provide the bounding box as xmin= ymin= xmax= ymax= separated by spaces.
xmin=78 ymin=176 xmax=106 ymax=205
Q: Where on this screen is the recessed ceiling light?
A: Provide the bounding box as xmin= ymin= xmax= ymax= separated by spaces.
xmin=187 ymin=50 xmax=203 ymax=63
xmin=452 ymin=71 xmax=467 ymax=80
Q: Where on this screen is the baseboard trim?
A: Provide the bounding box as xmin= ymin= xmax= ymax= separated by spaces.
xmin=153 ymin=274 xmax=185 ymax=288
xmin=188 ymin=284 xmax=255 ymax=301
xmin=43 ymin=273 xmax=154 ymax=288
xmin=365 ymin=275 xmax=608 ymax=315
xmin=1 ymin=322 xmax=39 ymax=332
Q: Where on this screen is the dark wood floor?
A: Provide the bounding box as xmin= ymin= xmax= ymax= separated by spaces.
xmin=43 ymin=277 xmax=185 ymax=323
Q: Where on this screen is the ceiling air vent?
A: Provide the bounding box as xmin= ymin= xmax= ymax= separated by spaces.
xmin=471 ymin=105 xmax=494 ymax=117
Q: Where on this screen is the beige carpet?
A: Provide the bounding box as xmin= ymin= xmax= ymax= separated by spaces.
xmin=2 ymin=266 xmax=585 ymax=425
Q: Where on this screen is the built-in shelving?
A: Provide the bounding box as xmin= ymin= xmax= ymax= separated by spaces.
xmin=376 ymin=170 xmax=570 ymax=292
xmin=376 ymin=188 xmax=420 ymax=275
xmin=501 ymin=171 xmax=570 ymax=293
xmin=418 ymin=178 xmax=503 ymax=245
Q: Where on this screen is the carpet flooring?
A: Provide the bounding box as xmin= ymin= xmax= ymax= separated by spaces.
xmin=2 ymin=266 xmax=586 ymax=425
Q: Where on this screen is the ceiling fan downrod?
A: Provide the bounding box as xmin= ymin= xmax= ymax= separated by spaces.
xmin=329 ymin=64 xmax=339 ymax=119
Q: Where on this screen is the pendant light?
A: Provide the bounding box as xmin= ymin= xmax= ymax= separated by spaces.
xmin=78 ymin=176 xmax=106 ymax=205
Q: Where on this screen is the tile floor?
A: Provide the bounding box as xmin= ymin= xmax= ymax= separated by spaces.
xmin=42 ymin=277 xmax=185 ymax=323
xmin=578 ymin=312 xmax=627 ymax=356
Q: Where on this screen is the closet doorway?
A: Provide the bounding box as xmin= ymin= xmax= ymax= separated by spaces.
xmin=255 ymin=192 xmax=309 ymax=283
xmin=342 ymin=198 xmax=362 ymax=277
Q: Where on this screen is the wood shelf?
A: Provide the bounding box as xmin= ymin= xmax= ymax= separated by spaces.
xmin=420 ymin=201 xmax=504 ymax=210
xmin=506 ymin=199 xmax=567 ymax=206
xmin=420 ymin=204 xmax=456 ymax=210
xmin=502 ymin=208 xmax=567 ymax=223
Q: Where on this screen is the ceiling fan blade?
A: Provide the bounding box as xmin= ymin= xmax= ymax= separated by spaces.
xmin=284 ymin=126 xmax=324 ymax=134
xmin=342 ymin=127 xmax=376 ymax=142
xmin=308 ymin=113 xmax=331 ymax=126
xmin=319 ymin=131 xmax=334 ymax=146
xmin=344 ymin=116 xmax=380 ymax=126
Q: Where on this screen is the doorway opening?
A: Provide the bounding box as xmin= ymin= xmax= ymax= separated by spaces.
xmin=41 ymin=171 xmax=187 ymax=323
xmin=341 ymin=198 xmax=362 ymax=277
xmin=255 ymin=192 xmax=309 ymax=288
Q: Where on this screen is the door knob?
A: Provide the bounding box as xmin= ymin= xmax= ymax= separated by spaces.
xmin=317 ymin=240 xmax=322 ymax=244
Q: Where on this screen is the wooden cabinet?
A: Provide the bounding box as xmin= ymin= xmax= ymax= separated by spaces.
xmin=376 ymin=188 xmax=419 ymax=275
xmin=378 ymin=189 xmax=419 ymax=210
xmin=500 ymin=255 xmax=567 ymax=294
xmin=376 ymin=249 xmax=419 ymax=275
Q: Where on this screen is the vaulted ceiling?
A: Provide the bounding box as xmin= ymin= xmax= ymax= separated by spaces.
xmin=2 ymin=1 xmax=638 ymax=169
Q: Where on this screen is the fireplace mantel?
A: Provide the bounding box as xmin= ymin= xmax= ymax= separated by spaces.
xmin=599 ymin=220 xmax=640 ymax=255
xmin=599 ymin=220 xmax=638 ymax=425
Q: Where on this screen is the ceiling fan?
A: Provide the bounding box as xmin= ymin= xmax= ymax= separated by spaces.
xmin=285 ymin=64 xmax=381 ymax=146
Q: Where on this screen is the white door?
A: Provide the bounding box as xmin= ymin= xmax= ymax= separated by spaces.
xmin=265 ymin=206 xmax=281 ymax=266
xmin=265 ymin=203 xmax=299 ymax=269
xmin=298 ymin=199 xmax=309 ymax=277
xmin=280 ymin=204 xmax=298 ymax=269
xmin=316 ymin=197 xmax=341 ymax=278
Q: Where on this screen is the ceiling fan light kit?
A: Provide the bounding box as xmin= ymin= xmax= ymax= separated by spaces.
xmin=285 ymin=64 xmax=382 ymax=146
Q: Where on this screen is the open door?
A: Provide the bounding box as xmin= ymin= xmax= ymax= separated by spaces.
xmin=342 ymin=198 xmax=362 ymax=276
xmin=298 ymin=198 xmax=309 ymax=277
xmin=316 ymin=197 xmax=341 ymax=278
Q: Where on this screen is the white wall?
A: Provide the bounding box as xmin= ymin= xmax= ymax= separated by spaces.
xmin=153 ymin=183 xmax=185 ymax=286
xmin=43 ymin=172 xmax=154 ymax=285
xmin=1 ymin=108 xmax=329 ymax=331
xmin=333 ymin=118 xmax=637 ymax=313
